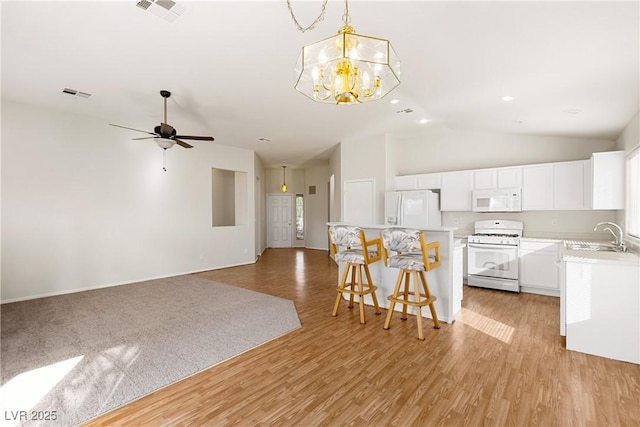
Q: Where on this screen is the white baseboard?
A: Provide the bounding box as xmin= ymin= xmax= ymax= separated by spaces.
xmin=0 ymin=261 xmax=257 ymax=304
xmin=304 ymin=246 xmax=329 ymax=251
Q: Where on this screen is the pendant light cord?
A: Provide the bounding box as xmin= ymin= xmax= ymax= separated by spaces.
xmin=163 ymin=148 xmax=167 ymax=172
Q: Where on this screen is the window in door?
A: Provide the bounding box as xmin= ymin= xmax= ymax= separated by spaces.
xmin=295 ymin=194 xmax=304 ymax=240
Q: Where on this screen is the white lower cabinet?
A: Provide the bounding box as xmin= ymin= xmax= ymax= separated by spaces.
xmin=519 ymin=239 xmax=560 ymax=296
xmin=562 ymin=257 xmax=639 ymax=364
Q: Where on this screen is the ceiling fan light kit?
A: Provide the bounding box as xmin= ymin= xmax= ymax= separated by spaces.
xmin=289 ymin=0 xmax=401 ymax=105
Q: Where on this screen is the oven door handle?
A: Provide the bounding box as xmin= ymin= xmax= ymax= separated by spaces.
xmin=468 ymin=243 xmax=518 ymax=250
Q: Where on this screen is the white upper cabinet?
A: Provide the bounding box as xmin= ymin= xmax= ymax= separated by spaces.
xmin=522 ymin=165 xmax=553 ymax=210
xmin=441 ymin=170 xmax=473 ymax=211
xmin=395 ymin=151 xmax=620 ymax=212
xmin=394 ymin=173 xmax=442 ymax=191
xmin=497 ymin=167 xmax=522 ymax=188
xmin=553 ymin=160 xmax=588 ymax=210
xmin=394 ymin=175 xmax=418 ymax=191
xmin=473 ymin=167 xmax=522 ymax=190
xmin=473 ymin=169 xmax=496 ymax=189
xmin=591 ymin=150 xmax=625 ymax=209
xmin=417 ymin=173 xmax=442 ymax=190
xmin=522 ymin=161 xmax=588 ymax=211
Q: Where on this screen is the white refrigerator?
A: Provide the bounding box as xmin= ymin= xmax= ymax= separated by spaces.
xmin=384 ymin=190 xmax=442 ymax=228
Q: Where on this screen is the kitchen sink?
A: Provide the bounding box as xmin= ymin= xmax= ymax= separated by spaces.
xmin=565 ymin=242 xmax=621 ymax=252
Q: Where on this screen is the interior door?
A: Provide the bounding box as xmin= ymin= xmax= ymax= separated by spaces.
xmin=267 ymin=194 xmax=293 ymax=248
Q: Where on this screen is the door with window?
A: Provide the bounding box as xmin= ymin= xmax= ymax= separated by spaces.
xmin=267 ymin=194 xmax=293 ymax=248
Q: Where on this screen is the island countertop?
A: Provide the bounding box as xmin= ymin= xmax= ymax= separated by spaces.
xmin=327 ymin=222 xmax=459 ymax=233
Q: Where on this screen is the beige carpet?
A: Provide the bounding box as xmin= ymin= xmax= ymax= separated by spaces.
xmin=0 ymin=275 xmax=301 ymax=426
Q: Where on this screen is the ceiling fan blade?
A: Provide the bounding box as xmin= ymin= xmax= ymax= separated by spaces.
xmin=109 ymin=124 xmax=156 ymax=135
xmin=174 ymin=135 xmax=215 ymax=141
xmin=131 ymin=137 xmax=156 ymax=140
xmin=174 ymin=139 xmax=193 ymax=149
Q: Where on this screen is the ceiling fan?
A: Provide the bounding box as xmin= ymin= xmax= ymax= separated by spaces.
xmin=109 ymin=90 xmax=214 ymax=150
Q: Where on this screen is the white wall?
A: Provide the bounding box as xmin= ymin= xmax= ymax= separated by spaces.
xmin=254 ymin=153 xmax=266 ymax=256
xmin=617 ymin=111 xmax=639 ymax=152
xmin=393 ymin=125 xmax=617 ymax=174
xmin=1 ymin=101 xmax=256 ymax=302
xmin=340 ymin=133 xmax=387 ymax=224
xmin=329 ymin=145 xmax=341 ymax=221
xmin=304 ymin=164 xmax=330 ymax=250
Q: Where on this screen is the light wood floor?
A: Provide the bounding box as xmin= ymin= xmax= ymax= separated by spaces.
xmin=86 ymin=248 xmax=640 ymax=426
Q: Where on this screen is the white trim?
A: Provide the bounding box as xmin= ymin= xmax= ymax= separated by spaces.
xmin=304 ymin=246 xmax=329 ymax=252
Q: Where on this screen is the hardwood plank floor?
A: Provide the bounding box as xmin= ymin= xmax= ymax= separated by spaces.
xmin=85 ymin=248 xmax=640 ymax=426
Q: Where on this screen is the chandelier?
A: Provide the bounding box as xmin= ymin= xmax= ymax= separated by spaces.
xmin=290 ymin=0 xmax=401 ymax=105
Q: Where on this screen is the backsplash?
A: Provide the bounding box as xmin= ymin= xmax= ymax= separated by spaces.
xmin=444 ymin=210 xmax=620 ymax=240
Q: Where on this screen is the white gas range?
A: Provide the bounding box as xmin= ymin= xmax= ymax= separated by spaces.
xmin=467 ymin=220 xmax=523 ymax=293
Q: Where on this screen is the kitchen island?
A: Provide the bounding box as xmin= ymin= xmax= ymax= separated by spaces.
xmin=560 ymin=245 xmax=639 ymax=364
xmin=328 ymin=223 xmax=463 ymax=323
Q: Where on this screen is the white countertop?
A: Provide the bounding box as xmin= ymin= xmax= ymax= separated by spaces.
xmin=562 ymin=244 xmax=639 ymax=266
xmin=327 ymin=222 xmax=459 ymax=232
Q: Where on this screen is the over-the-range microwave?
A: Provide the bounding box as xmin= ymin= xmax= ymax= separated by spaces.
xmin=472 ymin=188 xmax=522 ymax=212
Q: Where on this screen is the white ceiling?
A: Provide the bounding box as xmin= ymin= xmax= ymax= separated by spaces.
xmin=2 ymin=0 xmax=638 ymax=167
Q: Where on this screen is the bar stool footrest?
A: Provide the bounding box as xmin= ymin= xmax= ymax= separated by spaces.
xmin=387 ymin=294 xmax=437 ymax=307
xmin=337 ymin=286 xmax=378 ymax=296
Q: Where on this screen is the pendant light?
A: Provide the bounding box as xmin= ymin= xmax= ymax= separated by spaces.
xmin=281 ymin=166 xmax=288 ymax=193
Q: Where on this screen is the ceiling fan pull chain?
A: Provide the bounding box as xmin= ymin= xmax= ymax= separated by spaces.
xmin=287 ymin=0 xmax=329 ymax=33
xmin=163 ymin=148 xmax=167 ymax=172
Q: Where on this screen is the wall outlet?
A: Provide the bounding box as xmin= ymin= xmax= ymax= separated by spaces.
xmin=551 ymin=219 xmax=558 ymax=226
xmin=453 ymin=218 xmax=460 ymax=225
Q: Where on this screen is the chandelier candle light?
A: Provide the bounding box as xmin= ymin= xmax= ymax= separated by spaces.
xmin=290 ymin=0 xmax=401 ymax=104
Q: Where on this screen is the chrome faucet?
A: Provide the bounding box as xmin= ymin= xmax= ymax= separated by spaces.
xmin=594 ymin=222 xmax=626 ymax=252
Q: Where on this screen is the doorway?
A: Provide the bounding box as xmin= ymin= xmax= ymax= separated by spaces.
xmin=267 ymin=194 xmax=294 ymax=248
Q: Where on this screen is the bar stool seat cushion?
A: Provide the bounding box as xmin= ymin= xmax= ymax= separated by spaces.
xmin=387 ymin=253 xmax=436 ymax=271
xmin=335 ymin=249 xmax=379 ymax=264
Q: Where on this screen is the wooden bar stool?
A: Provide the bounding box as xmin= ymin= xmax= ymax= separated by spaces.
xmin=380 ymin=228 xmax=441 ymax=340
xmin=328 ymin=225 xmax=382 ymax=324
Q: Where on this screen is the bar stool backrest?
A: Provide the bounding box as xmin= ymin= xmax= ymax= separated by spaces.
xmin=328 ymin=225 xmax=382 ymax=265
xmin=380 ymin=227 xmax=441 ymax=271
xmin=328 ymin=225 xmax=363 ymax=251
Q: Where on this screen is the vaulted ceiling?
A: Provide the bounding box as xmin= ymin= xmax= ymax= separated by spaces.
xmin=2 ymin=1 xmax=638 ymax=167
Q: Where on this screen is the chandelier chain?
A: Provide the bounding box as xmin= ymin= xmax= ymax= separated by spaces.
xmin=286 ymin=0 xmax=329 ymax=33
xmin=342 ymin=0 xmax=350 ymax=25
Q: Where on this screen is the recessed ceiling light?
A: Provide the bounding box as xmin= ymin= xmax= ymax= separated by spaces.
xmin=500 ymin=95 xmax=514 ymax=102
xmin=390 ymin=99 xmax=400 ymax=105
xmin=419 ymin=118 xmax=430 ymax=124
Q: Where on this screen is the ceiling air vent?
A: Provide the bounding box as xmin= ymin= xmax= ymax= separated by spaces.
xmin=396 ymin=108 xmax=413 ymax=114
xmin=62 ymin=88 xmax=92 ymax=98
xmin=137 ymin=0 xmax=186 ymax=23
